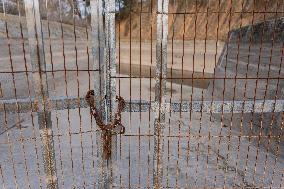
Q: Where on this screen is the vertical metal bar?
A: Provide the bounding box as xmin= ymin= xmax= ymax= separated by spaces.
xmin=232 ymin=0 xmax=256 ymax=185
xmin=153 ymin=0 xmax=168 ymax=188
xmin=243 ymin=1 xmax=268 ymax=183
xmin=23 ymin=0 xmax=58 ymax=189
xmin=91 ymin=0 xmax=116 ymax=188
xmin=138 ymin=1 xmax=143 ymax=187
xmin=205 ymin=0 xmax=221 ymax=186
xmin=167 ymin=0 xmax=178 ymax=187
xmin=105 ymin=0 xmax=116 ymax=119
xmin=0 ymin=164 xmax=6 ymax=189
xmin=175 ymin=3 xmax=186 ymax=188
xmin=57 ymin=0 xmax=76 ymax=185
xmin=44 ymin=0 xmax=65 ymax=186
xmin=105 ymin=0 xmax=117 ymax=154
xmin=253 ymin=4 xmax=280 ymax=186
xmin=2 ymin=0 xmax=33 ymax=188
xmin=148 ymin=0 xmax=153 ymax=187
xmin=70 ymin=1 xmax=87 ymax=187
xmin=91 ymin=0 xmax=105 ymax=129
xmin=90 ymin=0 xmax=106 ymax=188
xmin=128 ymin=1 xmax=132 ymax=187
xmin=105 ymin=0 xmax=118 ymax=187
xmin=83 ymin=2 xmax=96 ymax=186
xmin=117 ymin=0 xmax=122 ymax=187
xmin=17 ymin=0 xmax=44 ymax=186
xmin=213 ymin=0 xmax=233 ymax=187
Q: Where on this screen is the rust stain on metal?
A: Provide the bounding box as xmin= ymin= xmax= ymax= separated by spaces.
xmin=85 ymin=90 xmax=125 ymax=160
xmin=85 ymin=90 xmax=126 ymax=135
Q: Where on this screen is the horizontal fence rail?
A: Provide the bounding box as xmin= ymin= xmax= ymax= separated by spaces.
xmin=1 ymin=98 xmax=284 ymax=113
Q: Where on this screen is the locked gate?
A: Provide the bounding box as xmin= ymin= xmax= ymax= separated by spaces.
xmin=0 ymin=0 xmax=283 ymax=188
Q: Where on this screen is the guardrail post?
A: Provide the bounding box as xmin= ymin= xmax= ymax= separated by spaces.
xmin=23 ymin=0 xmax=58 ymax=189
xmin=91 ymin=0 xmax=117 ymax=188
xmin=153 ymin=0 xmax=169 ymax=188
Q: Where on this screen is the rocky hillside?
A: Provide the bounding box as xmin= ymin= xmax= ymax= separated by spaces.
xmin=0 ymin=0 xmax=283 ymax=41
xmin=118 ymin=0 xmax=284 ymax=41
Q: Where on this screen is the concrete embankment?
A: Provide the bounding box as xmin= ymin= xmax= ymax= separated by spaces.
xmin=205 ymin=17 xmax=284 ymax=157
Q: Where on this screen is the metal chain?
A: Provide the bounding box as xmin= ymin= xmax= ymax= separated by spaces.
xmin=85 ymin=90 xmax=126 ymax=135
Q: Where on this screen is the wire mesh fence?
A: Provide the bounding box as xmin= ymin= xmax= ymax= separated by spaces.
xmin=0 ymin=0 xmax=283 ymax=188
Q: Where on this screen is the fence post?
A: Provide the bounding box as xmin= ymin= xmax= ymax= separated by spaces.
xmin=23 ymin=0 xmax=58 ymax=189
xmin=104 ymin=0 xmax=117 ymax=171
xmin=91 ymin=0 xmax=117 ymax=188
xmin=153 ymin=0 xmax=169 ymax=188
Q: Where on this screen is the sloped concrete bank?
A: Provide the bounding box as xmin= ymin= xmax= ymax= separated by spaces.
xmin=206 ymin=17 xmax=284 ymax=157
